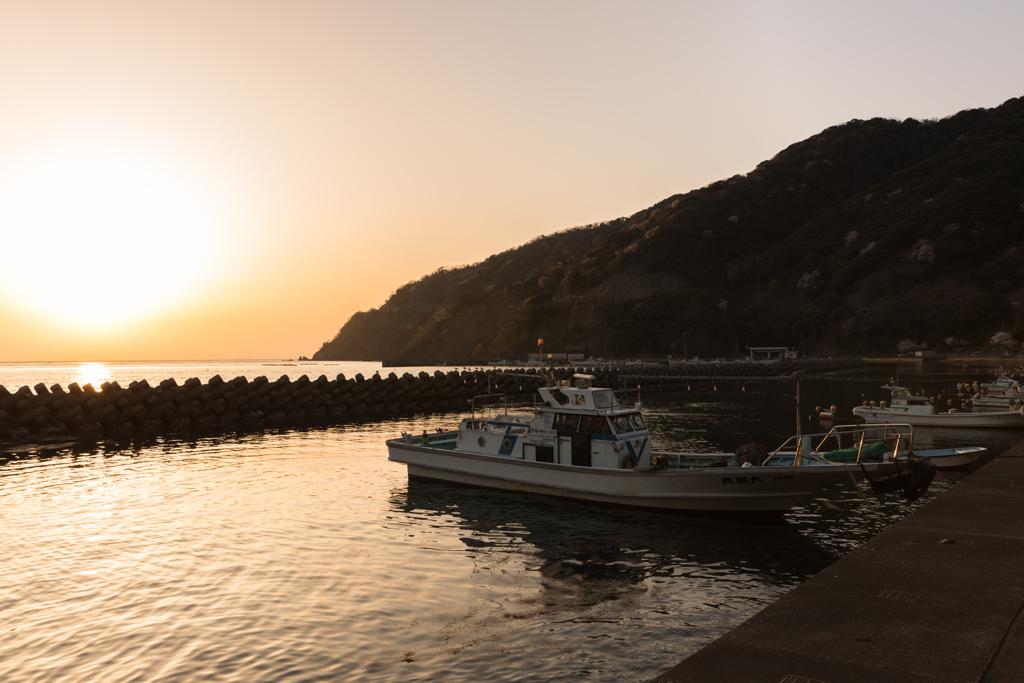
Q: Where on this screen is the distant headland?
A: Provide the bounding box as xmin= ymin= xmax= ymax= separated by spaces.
xmin=314 ymin=96 xmax=1024 ymax=363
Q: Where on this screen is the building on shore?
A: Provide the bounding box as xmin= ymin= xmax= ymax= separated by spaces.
xmin=528 ymin=344 xmax=588 ymax=363
xmin=746 ymin=346 xmax=798 ymax=361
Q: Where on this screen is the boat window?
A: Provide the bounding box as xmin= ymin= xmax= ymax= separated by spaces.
xmin=553 ymin=413 xmax=580 ymax=432
xmin=613 ymin=415 xmax=633 ymax=433
xmin=593 ymin=391 xmax=612 ymax=409
xmin=578 ymin=415 xmax=611 ymax=434
xmin=630 ymin=413 xmax=646 ymax=430
xmin=550 ymin=389 xmax=570 ymax=405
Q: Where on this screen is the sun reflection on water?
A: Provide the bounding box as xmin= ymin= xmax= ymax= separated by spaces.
xmin=75 ymin=362 xmax=111 ymax=388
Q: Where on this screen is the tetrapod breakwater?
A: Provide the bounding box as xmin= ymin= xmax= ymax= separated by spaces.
xmin=0 ymin=359 xmax=861 ymax=446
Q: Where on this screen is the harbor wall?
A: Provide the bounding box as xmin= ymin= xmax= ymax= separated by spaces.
xmin=0 ymin=359 xmax=860 ymax=446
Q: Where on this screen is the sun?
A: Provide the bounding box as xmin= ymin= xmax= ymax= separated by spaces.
xmin=0 ymin=140 xmax=226 ymax=328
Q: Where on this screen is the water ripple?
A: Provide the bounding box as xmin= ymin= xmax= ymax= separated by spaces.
xmin=0 ymin=389 xmax=986 ymax=682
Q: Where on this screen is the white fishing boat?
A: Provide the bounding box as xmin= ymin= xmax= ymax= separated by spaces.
xmin=853 ymin=385 xmax=1024 ymax=428
xmin=969 ymin=376 xmax=1022 ymax=412
xmin=387 ymin=375 xmax=932 ymax=515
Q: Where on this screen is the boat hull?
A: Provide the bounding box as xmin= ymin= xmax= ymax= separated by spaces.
xmin=853 ymin=407 xmax=1024 ymax=428
xmin=911 ymin=447 xmax=986 ymax=469
xmin=388 ymin=440 xmax=889 ymax=514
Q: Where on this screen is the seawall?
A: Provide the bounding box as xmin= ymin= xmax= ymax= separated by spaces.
xmin=0 ymin=359 xmax=859 ymax=447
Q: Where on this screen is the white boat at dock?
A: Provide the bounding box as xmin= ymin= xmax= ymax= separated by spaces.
xmin=387 ymin=375 xmax=935 ymax=515
xmin=853 ymin=385 xmax=1024 ymax=428
xmin=968 ymin=376 xmax=1023 ymax=412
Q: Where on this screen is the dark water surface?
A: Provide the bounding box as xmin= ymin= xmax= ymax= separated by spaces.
xmin=1 ymin=363 xmax=1019 ymax=682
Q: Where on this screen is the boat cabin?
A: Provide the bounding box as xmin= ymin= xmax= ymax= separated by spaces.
xmin=456 ymin=374 xmax=651 ymax=469
xmin=884 ymin=385 xmax=936 ymax=415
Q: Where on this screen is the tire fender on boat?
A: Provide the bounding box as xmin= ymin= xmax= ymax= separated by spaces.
xmin=619 ymin=452 xmax=638 ymax=469
xmin=903 ymin=457 xmax=937 ymax=502
xmin=735 ymin=442 xmax=768 ymax=466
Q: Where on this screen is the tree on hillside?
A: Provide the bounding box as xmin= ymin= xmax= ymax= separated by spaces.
xmin=486 ymin=306 xmax=531 ymax=360
xmin=1013 ymin=316 xmax=1024 ymax=343
xmin=951 ymin=294 xmax=1014 ymax=342
xmin=944 ymin=336 xmax=969 ymax=352
xmin=990 ymin=331 xmax=1017 ymax=354
xmin=896 ymin=339 xmax=921 ymax=355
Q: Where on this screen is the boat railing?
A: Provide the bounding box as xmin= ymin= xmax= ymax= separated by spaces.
xmin=613 ymin=387 xmax=642 ymax=410
xmin=399 ymin=431 xmax=459 ymax=449
xmin=821 ymin=422 xmax=915 ymax=445
xmin=471 ymin=393 xmax=508 ymax=418
xmin=764 ymin=423 xmax=914 ymax=465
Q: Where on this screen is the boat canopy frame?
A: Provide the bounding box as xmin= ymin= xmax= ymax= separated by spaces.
xmin=765 ymin=423 xmax=915 ymax=465
xmin=470 ymin=393 xmax=509 ymax=418
xmin=613 ymin=387 xmax=643 ymax=410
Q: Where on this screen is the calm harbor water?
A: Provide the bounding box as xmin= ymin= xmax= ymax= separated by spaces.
xmin=1 ymin=361 xmax=1020 ymax=682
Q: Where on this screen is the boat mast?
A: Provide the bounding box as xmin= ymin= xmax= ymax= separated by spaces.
xmin=794 ymin=372 xmax=802 ymax=436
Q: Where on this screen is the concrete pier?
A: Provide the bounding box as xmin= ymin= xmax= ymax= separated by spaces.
xmin=652 ymin=440 xmax=1024 ymax=683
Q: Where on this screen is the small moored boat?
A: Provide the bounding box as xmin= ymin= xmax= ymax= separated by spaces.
xmin=969 ymin=376 xmax=1023 ymax=412
xmin=819 ymin=424 xmax=985 ymax=469
xmin=910 ymin=447 xmax=986 ymax=469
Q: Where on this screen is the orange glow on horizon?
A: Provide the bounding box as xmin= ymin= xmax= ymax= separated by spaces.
xmin=0 ymin=139 xmax=231 ymax=329
xmin=0 ymin=1 xmax=1021 ymax=361
xmin=75 ymin=362 xmax=112 ymax=388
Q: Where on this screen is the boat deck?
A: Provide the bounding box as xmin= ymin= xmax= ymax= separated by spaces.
xmin=399 ymin=433 xmax=458 ymax=450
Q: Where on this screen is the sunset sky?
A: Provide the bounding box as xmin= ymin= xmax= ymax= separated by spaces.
xmin=1 ymin=1 xmax=1022 ymax=361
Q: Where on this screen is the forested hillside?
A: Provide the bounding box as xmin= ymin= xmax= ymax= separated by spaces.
xmin=315 ymin=96 xmax=1024 ymax=361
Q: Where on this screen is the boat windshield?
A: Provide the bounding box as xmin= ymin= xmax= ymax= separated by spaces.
xmin=611 ymin=413 xmax=645 ymax=433
xmin=593 ymin=391 xmax=614 ymax=409
xmin=612 ymin=415 xmax=632 ymax=433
